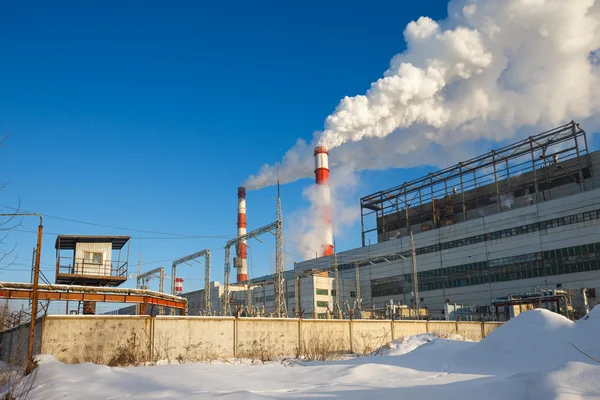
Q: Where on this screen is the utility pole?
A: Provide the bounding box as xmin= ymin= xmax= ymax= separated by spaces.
xmin=0 ymin=213 xmax=43 ymax=365
xmin=275 ymin=179 xmax=286 ymax=317
xmin=222 ymin=246 xmax=231 ymax=316
xmin=203 ymin=250 xmax=211 ymax=313
xmin=410 ymin=230 xmax=420 ymax=320
xmin=333 ymin=249 xmax=340 ymax=317
xmin=294 ymin=274 xmax=301 ymax=318
xmin=355 ymin=261 xmax=361 ymax=318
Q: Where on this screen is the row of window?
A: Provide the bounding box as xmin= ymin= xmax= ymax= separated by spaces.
xmin=316 ymin=288 xmax=329 ymax=295
xmin=338 ymin=207 xmax=600 ymax=272
xmin=371 ymin=241 xmax=600 ymax=298
xmin=316 ymin=301 xmax=329 ymax=308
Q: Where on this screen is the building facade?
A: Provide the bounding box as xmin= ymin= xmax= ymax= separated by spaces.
xmin=296 ymin=124 xmax=600 ymax=319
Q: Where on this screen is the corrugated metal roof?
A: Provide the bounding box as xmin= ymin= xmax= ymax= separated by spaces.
xmin=55 ymin=235 xmax=130 ymax=250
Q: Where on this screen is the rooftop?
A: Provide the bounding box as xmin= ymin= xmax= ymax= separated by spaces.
xmin=55 ymin=235 xmax=131 ymax=250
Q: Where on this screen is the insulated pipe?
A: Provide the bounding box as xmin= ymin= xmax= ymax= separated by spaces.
xmin=314 ymin=146 xmax=334 ymax=256
xmin=237 ymin=187 xmax=248 ymax=282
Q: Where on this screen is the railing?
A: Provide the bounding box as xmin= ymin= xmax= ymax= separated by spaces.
xmin=56 ymin=256 xmax=128 ymax=279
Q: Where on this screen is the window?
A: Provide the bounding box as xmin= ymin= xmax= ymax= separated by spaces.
xmin=288 ymin=291 xmax=295 ymax=298
xmin=316 ymin=301 xmax=329 ymax=308
xmin=331 ymin=290 xmax=336 ymax=297
xmin=350 ymin=291 xmax=356 ymax=298
xmin=316 ymin=288 xmax=329 ymax=296
xmin=84 ymin=252 xmax=103 ymax=264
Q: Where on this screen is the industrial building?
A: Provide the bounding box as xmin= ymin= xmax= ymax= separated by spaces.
xmin=108 ymin=121 xmax=599 ymax=320
xmin=295 ymin=122 xmax=600 ymax=319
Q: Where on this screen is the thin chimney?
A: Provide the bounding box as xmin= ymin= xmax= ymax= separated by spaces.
xmin=314 ymin=146 xmax=334 ymax=256
xmin=236 ymin=187 xmax=248 ymax=282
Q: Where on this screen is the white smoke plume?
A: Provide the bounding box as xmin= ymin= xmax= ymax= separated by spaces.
xmin=286 ymin=163 xmax=360 ymax=259
xmin=246 ymin=0 xmax=600 ymax=259
xmin=246 ymin=0 xmax=600 ymax=190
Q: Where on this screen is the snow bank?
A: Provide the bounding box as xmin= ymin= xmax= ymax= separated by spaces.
xmin=21 ymin=307 xmax=600 ymax=399
xmin=452 ymin=308 xmax=600 ymax=374
xmin=375 ymin=333 xmax=467 ymax=356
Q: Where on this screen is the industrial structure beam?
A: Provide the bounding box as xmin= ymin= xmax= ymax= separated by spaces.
xmin=360 ymin=122 xmax=590 ymax=245
xmin=222 ymin=221 xmax=279 ymax=316
xmin=0 ymin=282 xmax=187 ymax=313
xmin=137 ymin=266 xmax=166 ymax=315
xmin=171 ymin=249 xmax=211 ymax=313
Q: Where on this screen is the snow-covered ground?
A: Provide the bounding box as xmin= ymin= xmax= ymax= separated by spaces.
xmin=21 ymin=307 xmax=600 ymax=399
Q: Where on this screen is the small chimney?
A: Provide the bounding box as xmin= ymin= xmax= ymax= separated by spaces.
xmin=314 ymin=146 xmax=334 ymax=256
xmin=236 ymin=187 xmax=248 ymax=282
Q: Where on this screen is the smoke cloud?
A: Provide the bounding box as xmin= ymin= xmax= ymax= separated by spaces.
xmin=246 ymin=0 xmax=600 ymax=260
xmin=246 ymin=0 xmax=600 ymax=190
xmin=286 ymin=163 xmax=360 ymax=259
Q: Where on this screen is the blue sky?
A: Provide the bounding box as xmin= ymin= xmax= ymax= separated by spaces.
xmin=0 ymin=1 xmax=598 ymax=313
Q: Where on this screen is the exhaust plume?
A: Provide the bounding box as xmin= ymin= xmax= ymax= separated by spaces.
xmin=245 ymin=0 xmax=600 ymax=190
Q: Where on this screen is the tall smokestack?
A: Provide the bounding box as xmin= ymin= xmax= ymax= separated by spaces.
xmin=314 ymin=146 xmax=334 ymax=256
xmin=236 ymin=187 xmax=248 ymax=282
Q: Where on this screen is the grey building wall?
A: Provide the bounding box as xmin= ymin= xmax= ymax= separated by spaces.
xmin=295 ymin=151 xmax=600 ymax=317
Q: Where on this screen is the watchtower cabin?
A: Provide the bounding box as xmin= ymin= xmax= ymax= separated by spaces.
xmin=55 ymin=235 xmax=131 ymax=287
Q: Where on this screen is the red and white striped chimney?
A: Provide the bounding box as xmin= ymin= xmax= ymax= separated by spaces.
xmin=236 ymin=187 xmax=248 ymax=282
xmin=314 ymin=146 xmax=334 ymax=256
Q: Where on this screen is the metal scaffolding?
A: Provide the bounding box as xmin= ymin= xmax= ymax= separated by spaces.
xmin=360 ymin=121 xmax=591 ymax=245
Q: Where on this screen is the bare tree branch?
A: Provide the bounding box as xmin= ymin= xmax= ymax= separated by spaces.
xmin=571 ymin=343 xmax=600 ymax=363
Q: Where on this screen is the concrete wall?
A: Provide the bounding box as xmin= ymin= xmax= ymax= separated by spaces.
xmin=0 ymin=315 xmax=504 ymax=364
xmin=300 ymin=319 xmax=352 ymax=355
xmin=351 ymin=320 xmax=393 ymax=353
xmin=153 ymin=316 xmax=234 ymax=361
xmin=237 ymin=318 xmax=298 ymax=358
xmin=41 ymin=315 xmax=152 ymax=364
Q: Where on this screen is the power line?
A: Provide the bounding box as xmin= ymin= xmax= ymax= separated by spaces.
xmin=0 ymin=204 xmax=234 ymax=238
xmin=11 ymin=228 xmax=232 ymax=240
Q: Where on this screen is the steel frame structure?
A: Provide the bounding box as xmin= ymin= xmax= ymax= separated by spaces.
xmin=137 ymin=266 xmax=166 ymax=315
xmin=138 ymin=266 xmax=165 ymax=293
xmin=222 ymin=220 xmax=281 ymax=316
xmin=360 ymin=121 xmax=591 ymax=246
xmin=171 ymin=249 xmax=211 ymax=312
xmin=275 ymin=185 xmax=286 ymax=317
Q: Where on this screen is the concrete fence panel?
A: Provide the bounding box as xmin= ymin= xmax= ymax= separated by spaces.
xmin=153 ymin=316 xmax=235 ymax=361
xmin=351 ymin=320 xmax=393 ymax=354
xmin=40 ymin=315 xmax=151 ymax=364
xmin=483 ymin=322 xmax=503 ymax=337
xmin=301 ymin=320 xmax=351 ymax=356
xmin=427 ymin=321 xmax=459 ymax=337
xmin=456 ymin=322 xmax=484 ymax=341
xmin=237 ymin=318 xmax=299 ymax=358
xmin=393 ymin=321 xmax=428 ymax=338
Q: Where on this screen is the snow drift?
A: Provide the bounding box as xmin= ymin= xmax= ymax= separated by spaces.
xmin=21 ymin=308 xmax=600 ymax=399
xmin=452 ymin=308 xmax=600 ymax=374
